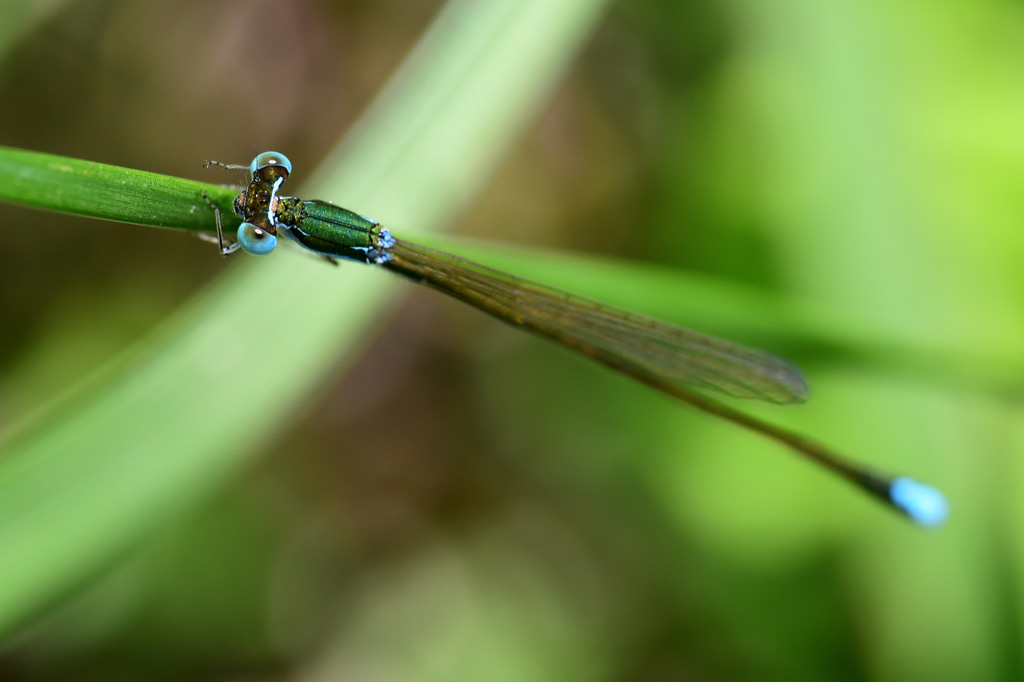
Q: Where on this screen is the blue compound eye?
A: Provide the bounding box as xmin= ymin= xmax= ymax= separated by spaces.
xmin=250 ymin=151 xmax=292 ymax=176
xmin=236 ymin=222 xmax=277 ymax=255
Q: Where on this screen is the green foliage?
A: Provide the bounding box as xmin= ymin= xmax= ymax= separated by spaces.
xmin=0 ymin=0 xmax=611 ymax=641
xmin=0 ymin=0 xmax=1021 ymax=680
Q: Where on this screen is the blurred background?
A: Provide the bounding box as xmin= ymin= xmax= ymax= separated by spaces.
xmin=0 ymin=0 xmax=1021 ymax=680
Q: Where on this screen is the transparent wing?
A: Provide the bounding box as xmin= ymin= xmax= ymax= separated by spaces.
xmin=384 ymin=239 xmax=807 ymax=404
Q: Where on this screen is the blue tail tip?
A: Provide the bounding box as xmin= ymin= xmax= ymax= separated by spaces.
xmin=889 ymin=477 xmax=948 ymax=527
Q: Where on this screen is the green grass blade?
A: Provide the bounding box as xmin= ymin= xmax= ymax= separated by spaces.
xmin=0 ymin=146 xmax=239 ymax=234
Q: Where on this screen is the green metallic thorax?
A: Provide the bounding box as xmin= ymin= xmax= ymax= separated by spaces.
xmin=276 ymin=197 xmax=387 ymax=263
